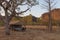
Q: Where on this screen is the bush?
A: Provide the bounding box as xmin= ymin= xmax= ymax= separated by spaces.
xmin=0 ymin=21 xmax=4 ymax=26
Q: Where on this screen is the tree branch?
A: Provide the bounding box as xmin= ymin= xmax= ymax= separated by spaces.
xmin=0 ymin=14 xmax=6 ymax=23
xmin=0 ymin=3 xmax=7 ymax=23
xmin=8 ymin=7 xmax=30 ymax=22
xmin=16 ymin=7 xmax=30 ymax=15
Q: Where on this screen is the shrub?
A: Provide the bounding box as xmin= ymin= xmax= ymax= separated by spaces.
xmin=0 ymin=21 xmax=4 ymax=26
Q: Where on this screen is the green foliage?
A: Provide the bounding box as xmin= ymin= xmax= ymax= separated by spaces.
xmin=53 ymin=20 xmax=60 ymax=26
xmin=0 ymin=21 xmax=4 ymax=26
xmin=13 ymin=17 xmax=20 ymax=21
xmin=5 ymin=15 xmax=60 ymax=26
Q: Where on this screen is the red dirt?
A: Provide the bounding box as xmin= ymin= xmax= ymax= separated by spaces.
xmin=0 ymin=26 xmax=60 ymax=40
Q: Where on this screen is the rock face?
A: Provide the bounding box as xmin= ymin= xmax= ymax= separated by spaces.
xmin=41 ymin=8 xmax=60 ymax=22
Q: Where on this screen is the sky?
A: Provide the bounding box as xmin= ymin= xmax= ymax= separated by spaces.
xmin=19 ymin=0 xmax=60 ymax=17
xmin=0 ymin=0 xmax=60 ymax=17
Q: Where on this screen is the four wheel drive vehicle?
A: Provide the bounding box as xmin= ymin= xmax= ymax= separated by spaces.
xmin=10 ymin=24 xmax=26 ymax=31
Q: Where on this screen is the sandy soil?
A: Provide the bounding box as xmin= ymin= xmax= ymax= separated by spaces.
xmin=0 ymin=26 xmax=60 ymax=40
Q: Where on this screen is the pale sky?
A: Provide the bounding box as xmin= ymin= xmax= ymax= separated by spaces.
xmin=19 ymin=0 xmax=60 ymax=17
xmin=0 ymin=0 xmax=60 ymax=17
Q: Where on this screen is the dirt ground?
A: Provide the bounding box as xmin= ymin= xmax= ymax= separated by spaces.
xmin=0 ymin=26 xmax=60 ymax=40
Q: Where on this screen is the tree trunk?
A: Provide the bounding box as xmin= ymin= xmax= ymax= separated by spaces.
xmin=48 ymin=0 xmax=52 ymax=32
xmin=48 ymin=11 xmax=52 ymax=32
xmin=48 ymin=18 xmax=52 ymax=32
xmin=5 ymin=8 xmax=10 ymax=35
xmin=5 ymin=21 xmax=10 ymax=35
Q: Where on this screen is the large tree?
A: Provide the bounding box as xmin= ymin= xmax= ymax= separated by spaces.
xmin=0 ymin=0 xmax=38 ymax=35
xmin=41 ymin=0 xmax=57 ymax=32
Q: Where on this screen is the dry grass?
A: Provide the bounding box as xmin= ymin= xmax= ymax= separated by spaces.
xmin=0 ymin=26 xmax=60 ymax=40
xmin=25 ymin=25 xmax=59 ymax=31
